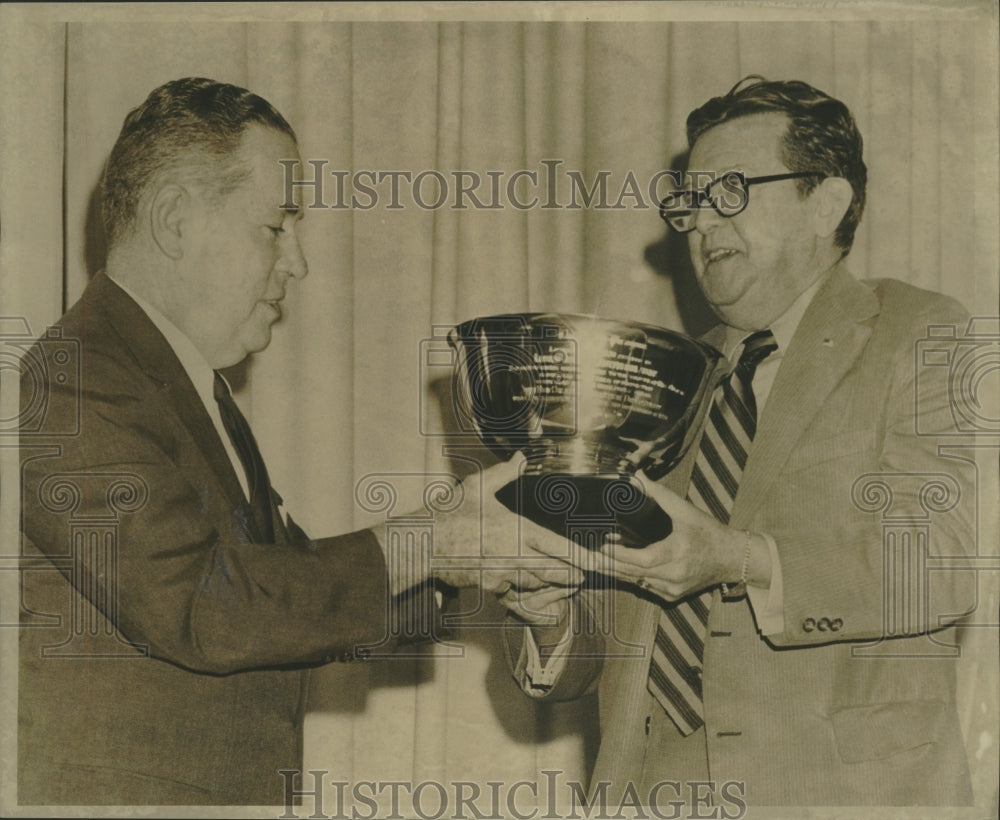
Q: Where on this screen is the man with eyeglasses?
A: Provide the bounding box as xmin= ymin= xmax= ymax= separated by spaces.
xmin=503 ymin=77 xmax=976 ymax=809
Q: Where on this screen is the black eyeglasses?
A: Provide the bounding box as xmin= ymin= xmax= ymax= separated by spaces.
xmin=658 ymin=170 xmax=825 ymax=233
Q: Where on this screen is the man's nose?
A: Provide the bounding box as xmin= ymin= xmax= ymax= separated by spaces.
xmin=693 ymin=204 xmax=726 ymax=234
xmin=282 ymin=235 xmax=309 ymax=280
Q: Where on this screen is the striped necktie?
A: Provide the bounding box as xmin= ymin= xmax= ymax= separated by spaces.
xmin=214 ymin=372 xmax=275 ymax=543
xmin=647 ymin=329 xmax=777 ymax=735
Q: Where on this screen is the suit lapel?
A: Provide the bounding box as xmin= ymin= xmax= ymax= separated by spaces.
xmin=730 ymin=266 xmax=880 ymax=526
xmin=85 ymin=273 xmax=250 ymax=521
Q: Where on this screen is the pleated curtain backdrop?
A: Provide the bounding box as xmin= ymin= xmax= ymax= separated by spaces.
xmin=2 ymin=12 xmax=997 ymax=812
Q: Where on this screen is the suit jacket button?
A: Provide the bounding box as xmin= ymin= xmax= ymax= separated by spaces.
xmin=817 ymin=617 xmax=831 ymax=631
xmin=802 ymin=618 xmax=816 ymax=633
xmin=831 ymin=618 xmax=843 ymax=631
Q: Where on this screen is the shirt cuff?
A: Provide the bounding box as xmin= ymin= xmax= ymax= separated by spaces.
xmin=746 ymin=531 xmax=784 ymax=635
xmin=514 ymin=624 xmax=572 ymax=697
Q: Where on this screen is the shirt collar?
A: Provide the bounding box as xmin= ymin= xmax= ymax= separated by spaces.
xmin=109 ymin=275 xmax=218 ymax=403
xmin=722 ymin=270 xmax=831 ymax=361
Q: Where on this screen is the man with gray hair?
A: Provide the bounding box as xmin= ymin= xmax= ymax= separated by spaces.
xmin=19 ymin=77 xmax=577 ymax=806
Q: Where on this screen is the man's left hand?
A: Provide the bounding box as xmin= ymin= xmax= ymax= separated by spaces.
xmin=529 ymin=472 xmax=772 ymax=604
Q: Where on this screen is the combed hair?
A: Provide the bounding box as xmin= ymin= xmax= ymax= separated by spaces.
xmin=687 ymin=76 xmax=867 ymax=256
xmin=101 ymin=77 xmax=295 ymax=247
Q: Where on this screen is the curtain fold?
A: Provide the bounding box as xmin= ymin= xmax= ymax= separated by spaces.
xmin=0 ymin=21 xmax=65 ymax=335
xmin=3 ymin=13 xmax=997 ymax=812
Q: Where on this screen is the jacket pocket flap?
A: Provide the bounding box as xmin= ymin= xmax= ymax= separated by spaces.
xmin=830 ymin=700 xmax=946 ymax=763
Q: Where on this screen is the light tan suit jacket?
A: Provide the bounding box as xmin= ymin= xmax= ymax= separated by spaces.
xmin=510 ymin=265 xmax=977 ymax=807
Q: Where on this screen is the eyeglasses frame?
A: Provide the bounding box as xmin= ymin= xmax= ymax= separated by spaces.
xmin=658 ymin=170 xmax=826 ymax=233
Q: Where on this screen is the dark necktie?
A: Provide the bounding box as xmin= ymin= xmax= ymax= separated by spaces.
xmin=647 ymin=330 xmax=778 ymax=735
xmin=213 ymin=372 xmax=275 ymax=543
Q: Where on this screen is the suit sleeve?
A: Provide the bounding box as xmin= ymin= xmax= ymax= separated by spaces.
xmin=764 ymin=295 xmax=978 ymax=647
xmin=21 ymin=349 xmax=398 ymax=676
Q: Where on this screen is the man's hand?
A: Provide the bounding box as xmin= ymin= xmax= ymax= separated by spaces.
xmin=496 ymin=583 xmax=578 ymax=664
xmin=377 ymin=454 xmax=584 ymax=596
xmin=496 ymin=582 xmax=575 ymax=627
xmin=523 ymin=472 xmax=772 ymax=604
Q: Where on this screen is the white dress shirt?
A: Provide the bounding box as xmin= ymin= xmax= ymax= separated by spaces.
xmin=109 ymin=275 xmax=251 ymax=502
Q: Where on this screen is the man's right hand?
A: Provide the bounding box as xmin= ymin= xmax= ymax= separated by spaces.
xmin=375 ymin=454 xmax=583 ymax=596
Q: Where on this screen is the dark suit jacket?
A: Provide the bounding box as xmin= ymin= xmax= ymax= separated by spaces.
xmin=19 ymin=273 xmax=414 ymax=805
xmin=508 ymin=265 xmax=978 ymax=806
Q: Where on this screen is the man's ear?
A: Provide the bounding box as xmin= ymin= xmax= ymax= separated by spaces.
xmin=811 ymin=176 xmax=853 ymax=240
xmin=149 ymin=183 xmax=190 ymax=261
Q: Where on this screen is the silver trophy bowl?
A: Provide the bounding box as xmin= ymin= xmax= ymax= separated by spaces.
xmin=447 ymin=313 xmax=725 ymax=546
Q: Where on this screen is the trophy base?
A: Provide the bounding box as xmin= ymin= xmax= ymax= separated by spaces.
xmin=495 ymin=474 xmax=672 ymax=548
